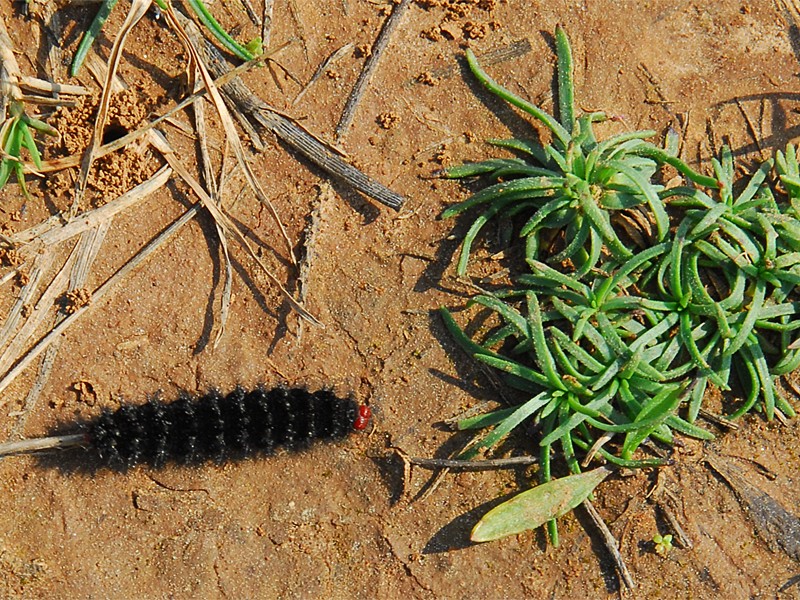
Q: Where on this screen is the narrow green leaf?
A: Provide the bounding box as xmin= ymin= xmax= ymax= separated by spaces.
xmin=71 ymin=0 xmax=119 ymax=76
xmin=575 ymin=180 xmax=633 ymax=259
xmin=474 ymin=354 xmax=550 ymax=388
xmin=460 ymin=391 xmax=553 ymax=459
xmin=607 ymin=159 xmax=669 ymax=241
xmin=19 ymin=122 xmax=42 ymax=170
xmin=745 ymin=337 xmax=776 ymax=420
xmin=549 ymin=215 xmax=590 ymax=262
xmin=632 ymin=145 xmax=720 ymax=188
xmin=621 ymin=384 xmax=684 ymax=458
xmin=470 ymin=295 xmax=528 ymax=338
xmin=441 ymin=176 xmax=561 ymax=219
xmin=443 ymin=158 xmax=529 ymax=179
xmin=527 ymin=292 xmax=567 ymax=391
xmin=465 ymin=48 xmax=570 ymax=147
xmin=458 ymin=407 xmax=518 ymax=431
xmin=724 ymin=278 xmax=766 ymax=358
xmin=456 ymin=197 xmax=536 ymax=275
xmin=733 ymin=158 xmax=773 ymax=209
xmin=554 ymin=25 xmax=575 ymax=132
xmin=527 ymin=260 xmax=591 ymax=296
xmin=520 ymin=196 xmax=571 ymax=236
xmin=486 ymin=139 xmax=551 ymax=165
xmin=185 ymin=0 xmax=256 ymax=61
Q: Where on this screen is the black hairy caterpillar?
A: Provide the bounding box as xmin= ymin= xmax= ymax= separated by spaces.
xmin=0 ymin=387 xmax=371 ymax=470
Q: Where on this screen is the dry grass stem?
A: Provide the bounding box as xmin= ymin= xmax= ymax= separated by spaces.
xmin=0 ymin=245 xmax=77 ymax=379
xmin=0 ymin=433 xmax=86 ymax=456
xmin=0 ymin=162 xmax=172 ymax=402
xmin=20 ymin=76 xmax=89 ymax=96
xmin=262 ymin=0 xmax=274 ymax=50
xmin=11 ymin=331 xmax=64 ymax=438
xmin=238 ymin=0 xmax=260 ymax=26
xmin=11 ymin=166 xmax=173 ymax=247
xmin=0 ymin=18 xmax=24 ymax=105
xmin=287 ymin=0 xmax=307 ymax=59
xmin=405 ymin=455 xmax=540 ymax=470
xmin=166 ymin=6 xmax=297 ymax=264
xmin=149 ymin=131 xmax=320 ymax=325
xmin=0 ymin=202 xmax=201 ymax=401
xmin=0 ymin=251 xmax=56 ymax=356
xmin=72 ymin=0 xmax=152 ymax=216
xmin=191 ymin=78 xmax=234 ymax=348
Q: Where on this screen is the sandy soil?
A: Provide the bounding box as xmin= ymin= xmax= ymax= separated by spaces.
xmin=1 ymin=0 xmax=800 ymax=597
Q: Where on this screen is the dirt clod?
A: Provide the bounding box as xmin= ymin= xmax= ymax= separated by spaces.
xmin=62 ymin=288 xmax=92 ymax=314
xmin=47 ymin=90 xmax=157 ymax=207
xmin=416 ymin=71 xmax=440 ymax=86
xmin=377 ymin=112 xmax=400 ymax=129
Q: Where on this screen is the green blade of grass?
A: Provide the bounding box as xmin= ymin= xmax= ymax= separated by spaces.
xmin=520 ymin=196 xmax=571 ymax=236
xmin=621 ymin=384 xmax=685 ymax=458
xmin=460 ymin=391 xmax=553 ymax=460
xmin=526 ymin=292 xmax=567 ymax=391
xmin=443 ymin=158 xmax=531 ymax=178
xmin=733 ymin=158 xmax=773 ymax=209
xmin=185 ymin=0 xmax=255 ymax=61
xmin=486 ymin=139 xmax=551 ymax=165
xmin=527 ymin=260 xmax=591 ymax=296
xmin=465 ymin=48 xmax=571 ymax=148
xmin=70 ymin=0 xmax=120 ymax=76
xmin=458 ymin=406 xmax=518 ymax=431
xmin=554 ymin=25 xmax=575 ymax=132
xmin=441 ymin=176 xmax=562 ymax=219
xmin=607 ymin=159 xmax=669 ymax=241
xmin=540 ymin=384 xmax=619 ymax=446
xmin=573 ymin=179 xmax=633 ymax=259
xmin=550 ymin=328 xmax=605 ymax=374
xmin=550 ymin=215 xmax=590 ymax=263
xmin=19 ymin=121 xmax=42 ymax=170
xmin=474 ymin=353 xmax=550 ymax=388
xmin=632 ymin=145 xmax=720 ymax=188
xmin=724 ymin=278 xmax=766 ymax=358
xmin=455 ymin=197 xmax=538 ymax=275
xmin=745 ymin=336 xmax=776 ymax=420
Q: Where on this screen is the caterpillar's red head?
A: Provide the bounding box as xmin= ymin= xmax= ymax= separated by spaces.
xmin=353 ymin=404 xmax=372 ymax=431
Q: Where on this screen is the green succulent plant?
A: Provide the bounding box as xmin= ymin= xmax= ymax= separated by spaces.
xmin=439 ymin=26 xmax=798 ymax=545
xmin=441 ymin=26 xmax=718 ymax=278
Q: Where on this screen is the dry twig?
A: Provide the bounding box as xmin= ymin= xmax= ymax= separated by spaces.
xmin=179 ymin=15 xmax=405 ymax=211
xmin=165 ymin=6 xmax=297 ymax=262
xmin=293 ymin=43 xmax=354 ymax=107
xmin=334 ymin=0 xmax=412 ymax=141
xmin=582 ymin=499 xmax=636 ymax=590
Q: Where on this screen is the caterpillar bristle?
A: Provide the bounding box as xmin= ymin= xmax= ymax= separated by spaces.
xmin=0 ymin=387 xmax=369 ymax=470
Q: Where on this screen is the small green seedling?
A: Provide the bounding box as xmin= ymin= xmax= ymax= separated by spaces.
xmin=653 ymin=533 xmax=673 ymax=557
xmin=0 ymin=101 xmax=58 ymax=199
